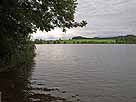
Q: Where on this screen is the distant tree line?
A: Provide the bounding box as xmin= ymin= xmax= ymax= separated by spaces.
xmin=115 ymin=35 xmax=136 ymax=44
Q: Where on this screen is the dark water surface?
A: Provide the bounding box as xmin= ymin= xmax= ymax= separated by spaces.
xmin=1 ymin=44 xmax=136 ymax=102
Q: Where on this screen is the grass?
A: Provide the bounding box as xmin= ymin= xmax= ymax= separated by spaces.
xmin=48 ymin=39 xmax=116 ymax=44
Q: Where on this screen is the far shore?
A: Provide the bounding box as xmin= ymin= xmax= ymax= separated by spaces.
xmin=34 ymin=35 xmax=136 ymax=44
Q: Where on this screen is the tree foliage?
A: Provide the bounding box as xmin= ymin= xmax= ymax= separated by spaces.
xmin=0 ymin=0 xmax=87 ymax=34
xmin=0 ymin=0 xmax=87 ymax=68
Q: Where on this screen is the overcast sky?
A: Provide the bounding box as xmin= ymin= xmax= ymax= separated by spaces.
xmin=32 ymin=0 xmax=136 ymax=40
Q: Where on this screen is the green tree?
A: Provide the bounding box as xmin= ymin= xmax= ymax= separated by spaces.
xmin=0 ymin=0 xmax=87 ymax=34
xmin=0 ymin=0 xmax=87 ymax=68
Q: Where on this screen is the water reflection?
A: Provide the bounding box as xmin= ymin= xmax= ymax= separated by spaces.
xmin=0 ymin=62 xmax=78 ymax=102
xmin=0 ymin=64 xmax=33 ymax=102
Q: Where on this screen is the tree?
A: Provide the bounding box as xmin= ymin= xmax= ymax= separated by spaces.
xmin=0 ymin=0 xmax=87 ymax=34
xmin=0 ymin=0 xmax=87 ymax=67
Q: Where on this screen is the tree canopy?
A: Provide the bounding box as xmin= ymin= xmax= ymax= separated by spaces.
xmin=0 ymin=0 xmax=87 ymax=35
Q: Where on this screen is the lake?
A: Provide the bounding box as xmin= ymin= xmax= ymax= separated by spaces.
xmin=0 ymin=44 xmax=136 ymax=102
xmin=32 ymin=44 xmax=136 ymax=102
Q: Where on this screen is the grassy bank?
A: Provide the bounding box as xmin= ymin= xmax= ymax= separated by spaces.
xmin=62 ymin=39 xmax=115 ymax=44
xmin=34 ymin=39 xmax=116 ymax=44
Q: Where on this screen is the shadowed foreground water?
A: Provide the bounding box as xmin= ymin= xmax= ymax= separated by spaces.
xmin=1 ymin=44 xmax=136 ymax=102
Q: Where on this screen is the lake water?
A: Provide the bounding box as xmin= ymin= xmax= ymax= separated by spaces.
xmin=0 ymin=44 xmax=136 ymax=102
xmin=32 ymin=44 xmax=136 ymax=102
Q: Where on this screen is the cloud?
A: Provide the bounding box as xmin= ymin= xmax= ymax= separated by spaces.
xmin=32 ymin=29 xmax=77 ymax=40
xmin=33 ymin=0 xmax=136 ymax=39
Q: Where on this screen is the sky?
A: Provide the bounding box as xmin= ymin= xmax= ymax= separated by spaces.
xmin=32 ymin=0 xmax=136 ymax=40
